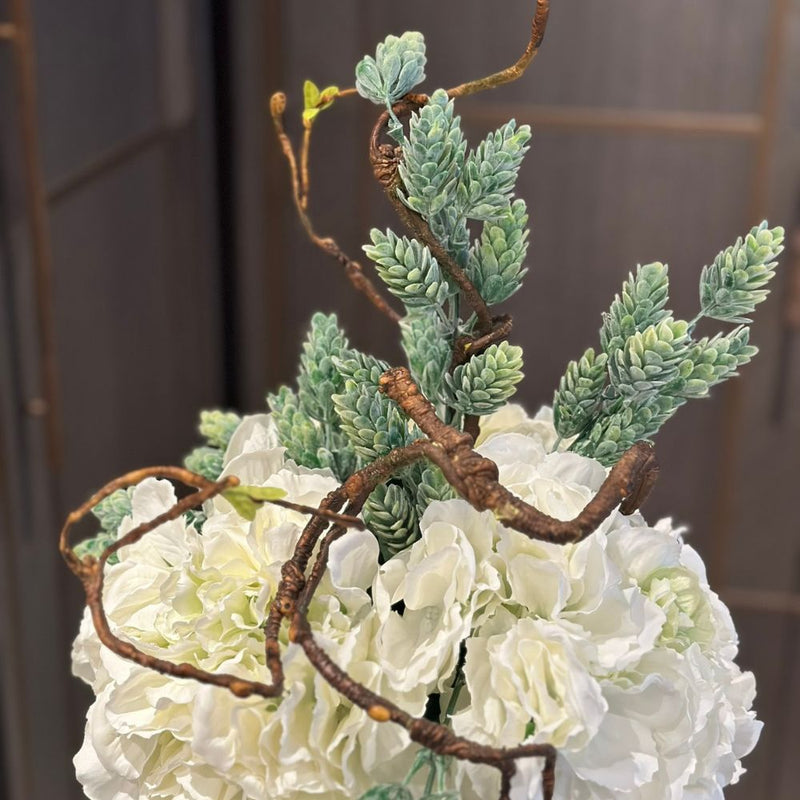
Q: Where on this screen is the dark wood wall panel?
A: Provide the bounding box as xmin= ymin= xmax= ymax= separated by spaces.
xmin=362 ymin=0 xmax=768 ymax=112
xmin=32 ymin=0 xmax=161 ymax=180
xmin=49 ymin=140 xmax=223 ymax=510
xmin=0 ymin=3 xmax=222 ymax=799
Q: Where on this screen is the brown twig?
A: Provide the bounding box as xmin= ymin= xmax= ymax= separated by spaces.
xmin=452 ymin=314 xmax=514 ymax=368
xmin=60 ymin=468 xmax=284 ymax=698
xmin=270 ymin=92 xmax=401 ymax=323
xmin=268 ymin=497 xmax=365 ymax=530
xmin=367 ymin=105 xmax=495 ymax=335
xmin=63 ymin=366 xmax=657 ymax=798
xmin=446 ymin=0 xmax=550 ymax=99
xmin=379 ymin=368 xmax=659 ymax=541
xmin=391 ymin=187 xmax=495 ymax=334
xmin=300 ymin=124 xmax=312 ymax=209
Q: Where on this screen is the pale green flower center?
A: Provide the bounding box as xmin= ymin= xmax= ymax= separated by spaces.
xmin=644 ymin=567 xmax=715 ymax=652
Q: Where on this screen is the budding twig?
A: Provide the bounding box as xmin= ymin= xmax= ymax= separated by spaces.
xmin=270 ymin=92 xmax=401 ymax=323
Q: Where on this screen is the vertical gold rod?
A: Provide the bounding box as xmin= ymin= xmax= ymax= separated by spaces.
xmin=709 ymin=0 xmax=790 ymax=589
xmin=7 ymin=0 xmax=63 ymax=469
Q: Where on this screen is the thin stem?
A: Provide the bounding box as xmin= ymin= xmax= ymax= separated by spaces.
xmin=389 ymin=187 xmax=494 ymax=334
xmin=424 ymin=759 xmax=437 ymax=795
xmin=403 ymin=749 xmax=431 ymax=787
xmin=270 ymin=92 xmax=401 ymax=324
xmin=300 ymin=124 xmax=311 ymax=208
xmin=446 ymin=0 xmax=550 ymax=99
xmin=444 ymin=658 xmax=466 ymax=721
xmin=688 ymin=311 xmax=704 ymax=333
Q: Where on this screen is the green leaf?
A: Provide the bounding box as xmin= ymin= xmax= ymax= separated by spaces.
xmin=198 ymin=409 xmax=241 ymax=450
xmin=458 ymin=120 xmax=531 ymax=220
xmin=297 ymin=312 xmax=350 ymax=424
xmin=74 ymin=530 xmax=117 ymax=562
xmin=302 ymin=81 xmax=339 ymax=124
xmin=184 ymin=446 xmax=225 ymax=481
xmin=364 ymin=482 xmax=419 ymax=561
xmin=608 ymin=318 xmax=691 ymax=400
xmin=562 ymin=224 xmax=782 ymax=466
xmin=222 ymin=485 xmax=288 ymax=521
xmin=670 ymin=325 xmax=758 ymax=399
xmin=303 ymin=79 xmax=320 ymax=110
xmin=467 ymin=199 xmax=529 ymax=305
xmin=268 ymin=314 xmax=357 ymax=480
xmin=319 ymin=85 xmax=339 ymax=104
xmin=572 ymin=394 xmax=680 ymax=466
xmin=332 ymin=351 xmax=416 ymax=461
xmin=91 ymin=487 xmax=133 ymax=532
xmin=400 ymin=310 xmax=452 ymax=400
xmin=413 ymin=465 xmax=456 ymax=517
xmin=398 ymin=89 xmax=465 ymax=221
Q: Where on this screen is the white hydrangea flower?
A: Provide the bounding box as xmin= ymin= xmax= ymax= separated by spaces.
xmin=73 ymin=409 xmax=760 ymax=800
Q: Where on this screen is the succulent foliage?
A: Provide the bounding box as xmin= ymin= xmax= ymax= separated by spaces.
xmin=445 ymin=342 xmax=524 ymax=415
xmin=272 ymin=31 xmax=781 ymax=593
xmin=364 ymin=229 xmax=451 ymax=308
xmin=400 ymin=310 xmax=452 ymax=401
xmin=555 ymin=223 xmax=784 ymax=464
xmin=363 ymin=483 xmax=420 ymax=562
xmin=184 ymin=446 xmax=225 ymax=481
xmin=356 ymin=31 xmax=427 ymax=107
xmin=699 ymin=221 xmax=784 ymax=323
xmin=458 ymin=121 xmax=531 ymax=220
xmin=271 ymin=50 xmax=535 ymax=557
xmin=552 ymin=348 xmax=608 ymax=439
xmin=398 ymin=89 xmax=466 ymax=221
xmin=467 ymin=199 xmax=529 ymax=305
xmin=332 ymin=351 xmax=416 ymax=461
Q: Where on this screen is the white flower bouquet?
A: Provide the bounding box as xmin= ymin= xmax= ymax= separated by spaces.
xmin=61 ymin=4 xmax=780 ymax=799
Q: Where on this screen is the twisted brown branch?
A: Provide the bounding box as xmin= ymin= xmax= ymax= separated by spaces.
xmin=367 ymin=105 xmax=495 ymax=336
xmin=62 ymin=366 xmax=657 ymax=800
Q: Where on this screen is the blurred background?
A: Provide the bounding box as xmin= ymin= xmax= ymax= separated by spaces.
xmin=0 ymin=1 xmax=799 ymax=798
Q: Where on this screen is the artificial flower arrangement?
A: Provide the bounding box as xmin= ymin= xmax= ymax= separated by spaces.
xmin=61 ymin=3 xmax=783 ymax=799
